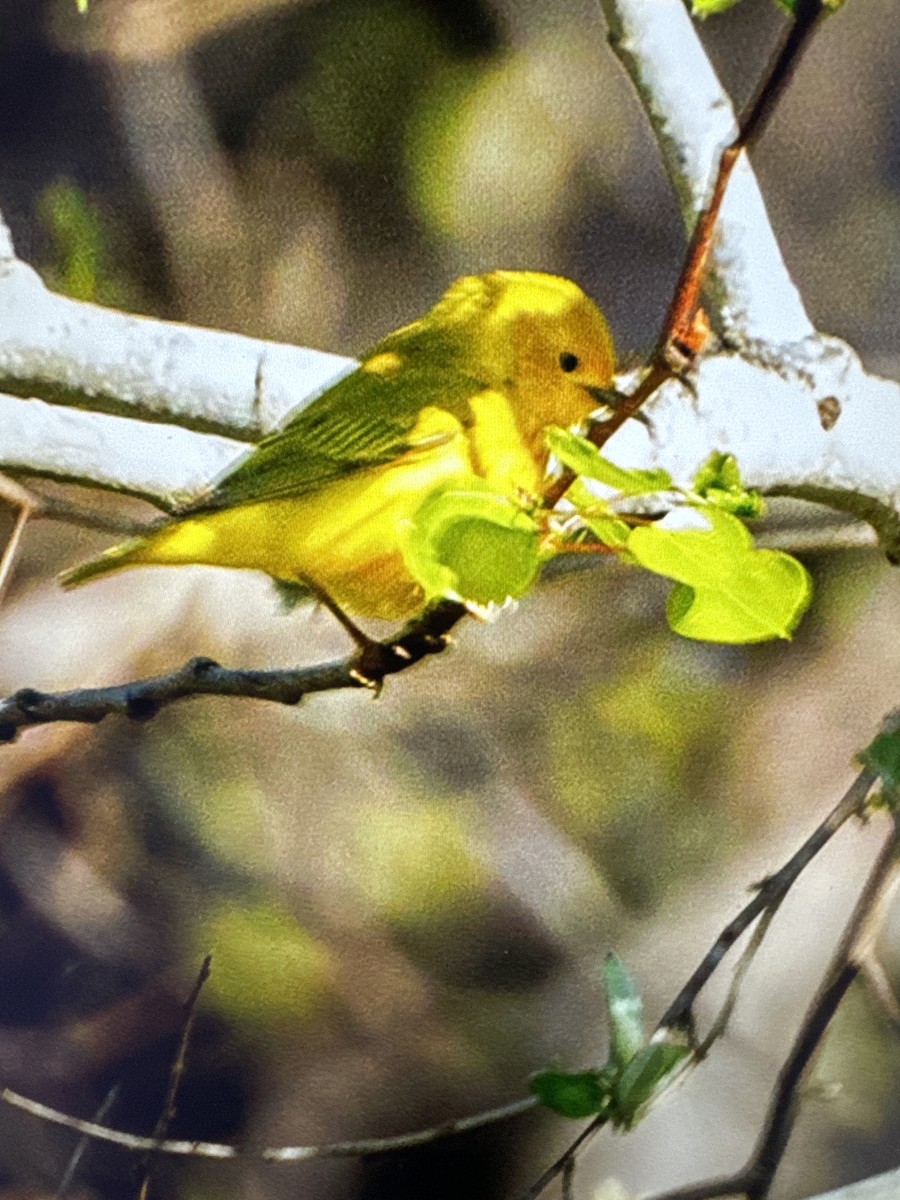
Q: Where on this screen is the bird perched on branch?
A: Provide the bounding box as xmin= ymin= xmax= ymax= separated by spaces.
xmin=62 ymin=271 xmax=616 ymax=627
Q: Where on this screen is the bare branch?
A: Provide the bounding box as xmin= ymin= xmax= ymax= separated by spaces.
xmin=0 ymin=601 xmax=466 ymax=744
xmin=0 ymin=1087 xmax=537 ymax=1163
xmin=658 ymin=763 xmax=882 ymax=1035
xmin=645 ymin=819 xmax=900 ymax=1200
xmin=0 ymin=225 xmax=353 ymax=441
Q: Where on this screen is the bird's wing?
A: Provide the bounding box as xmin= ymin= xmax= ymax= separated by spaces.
xmin=182 ymin=364 xmax=481 ymax=512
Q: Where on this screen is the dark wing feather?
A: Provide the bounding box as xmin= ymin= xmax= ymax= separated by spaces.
xmin=182 ymin=365 xmax=480 ymax=513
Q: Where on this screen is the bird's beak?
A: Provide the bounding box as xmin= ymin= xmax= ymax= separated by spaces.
xmin=584 ymin=385 xmax=651 ymax=428
xmin=585 ymin=385 xmax=624 ymax=409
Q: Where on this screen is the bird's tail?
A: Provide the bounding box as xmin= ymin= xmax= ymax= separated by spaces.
xmin=60 ymin=536 xmax=157 ymax=589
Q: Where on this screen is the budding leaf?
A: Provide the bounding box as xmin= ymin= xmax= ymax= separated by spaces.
xmin=692 ymin=452 xmax=764 ymax=518
xmin=612 ymin=1042 xmax=690 ymax=1129
xmin=859 ymin=727 xmax=900 ymax=810
xmin=604 ymin=954 xmax=645 ymax=1069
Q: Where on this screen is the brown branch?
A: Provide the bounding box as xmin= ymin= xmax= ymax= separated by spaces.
xmin=545 ymin=0 xmax=830 ymax=522
xmin=0 ymin=600 xmax=466 ymax=744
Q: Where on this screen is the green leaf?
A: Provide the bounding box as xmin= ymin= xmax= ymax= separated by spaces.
xmin=859 ymin=727 xmax=900 ymax=808
xmin=612 ymin=1042 xmax=689 ymax=1129
xmin=547 ymin=427 xmax=673 ymax=496
xmin=692 ymin=0 xmax=744 ymax=14
xmin=692 ymin=452 xmax=764 ymax=518
xmin=566 ymin=479 xmax=632 ymax=550
xmin=530 ymin=1069 xmax=613 ymax=1119
xmin=76 ymin=0 xmax=89 ymax=10
xmin=603 ymin=954 xmax=644 ymax=1068
xmin=627 ymin=508 xmax=812 ymax=643
xmin=403 ymin=486 xmax=541 ymax=608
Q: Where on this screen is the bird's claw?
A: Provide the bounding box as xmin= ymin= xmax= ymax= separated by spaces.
xmin=349 ymin=638 xmax=419 ymax=694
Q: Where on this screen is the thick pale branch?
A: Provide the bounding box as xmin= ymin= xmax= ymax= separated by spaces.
xmin=0 ymin=391 xmax=246 ymax=506
xmin=0 ymin=214 xmax=353 ymax=441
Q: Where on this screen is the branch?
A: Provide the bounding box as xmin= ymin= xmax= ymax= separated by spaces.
xmin=0 ymin=1087 xmax=537 ymax=1163
xmin=0 ymin=212 xmax=353 ymax=442
xmin=0 ymin=601 xmax=466 ymax=744
xmin=0 ymin=391 xmax=246 ymax=506
xmin=515 ymin=726 xmax=894 ymax=1200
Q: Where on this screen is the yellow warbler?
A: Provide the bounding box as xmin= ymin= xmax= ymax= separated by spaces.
xmin=62 ymin=271 xmax=615 ymax=621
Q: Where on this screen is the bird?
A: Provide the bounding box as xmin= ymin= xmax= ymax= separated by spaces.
xmin=61 ymin=270 xmax=616 ymax=631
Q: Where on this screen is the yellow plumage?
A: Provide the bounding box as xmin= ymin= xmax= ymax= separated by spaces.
xmin=62 ymin=271 xmax=616 ymax=621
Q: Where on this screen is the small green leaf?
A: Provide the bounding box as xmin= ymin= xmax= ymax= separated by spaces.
xmin=627 ymin=508 xmax=812 ymax=644
xmin=692 ymin=0 xmax=744 ymax=14
xmin=547 ymin=427 xmax=673 ymax=497
xmin=404 ymin=486 xmax=541 ymax=608
xmin=859 ymin=727 xmax=900 ymax=808
xmin=566 ymin=479 xmax=632 ymax=550
xmin=692 ymin=452 xmax=764 ymax=518
xmin=76 ymin=0 xmax=89 ymax=10
xmin=603 ymin=954 xmax=644 ymax=1068
xmin=612 ymin=1042 xmax=689 ymax=1129
xmin=530 ymin=1069 xmax=613 ymax=1119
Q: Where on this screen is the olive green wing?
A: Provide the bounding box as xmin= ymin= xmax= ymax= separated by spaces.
xmin=183 ymin=364 xmax=480 ymax=513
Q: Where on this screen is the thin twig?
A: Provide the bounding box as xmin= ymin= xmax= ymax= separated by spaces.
xmin=656 ymin=0 xmax=826 ymax=364
xmin=0 ymin=600 xmax=466 ymax=744
xmin=645 ymin=816 xmax=900 ymax=1200
xmin=859 ymin=954 xmax=900 ymax=1032
xmin=55 ymin=1083 xmax=121 ymax=1199
xmin=0 ymin=1089 xmax=537 ymax=1162
xmin=696 ymin=901 xmax=782 ymax=1059
xmin=561 ymin=1156 xmax=576 ymax=1200
xmin=658 ymin=764 xmax=879 ymax=1034
xmin=0 ymin=502 xmax=32 ymax=605
xmin=136 ymin=955 xmax=211 ymax=1200
xmin=519 ymin=1119 xmax=605 ymax=1200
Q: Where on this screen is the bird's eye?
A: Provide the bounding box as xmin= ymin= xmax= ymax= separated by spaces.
xmin=559 ymin=352 xmax=579 ymax=373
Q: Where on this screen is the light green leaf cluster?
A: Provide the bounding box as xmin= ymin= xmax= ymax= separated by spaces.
xmin=400 ymin=433 xmax=810 ymax=644
xmin=692 ymin=0 xmax=845 ymax=17
xmin=549 ymin=432 xmax=811 ymax=644
xmin=531 ymin=955 xmax=688 ymax=1126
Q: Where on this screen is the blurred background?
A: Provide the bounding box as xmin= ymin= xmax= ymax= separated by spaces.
xmin=0 ymin=0 xmax=898 ymax=1198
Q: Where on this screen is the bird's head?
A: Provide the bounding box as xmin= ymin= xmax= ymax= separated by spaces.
xmin=432 ymin=270 xmax=617 ymax=435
